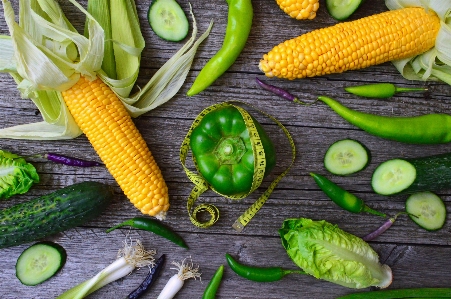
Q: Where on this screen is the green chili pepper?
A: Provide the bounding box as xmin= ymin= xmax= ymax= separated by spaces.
xmin=225 ymin=253 xmax=305 ymax=282
xmin=344 ymin=83 xmax=427 ymax=98
xmin=187 ymin=0 xmax=253 ymax=96
xmin=106 ymin=217 xmax=188 ymax=249
xmin=310 ymin=172 xmax=386 ymax=217
xmin=318 ymin=96 xmax=451 ymax=144
xmin=190 ymin=105 xmax=276 ymax=196
xmin=202 ymin=265 xmax=224 ymax=299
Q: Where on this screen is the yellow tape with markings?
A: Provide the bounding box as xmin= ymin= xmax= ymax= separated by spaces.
xmin=180 ymin=101 xmax=295 ymax=232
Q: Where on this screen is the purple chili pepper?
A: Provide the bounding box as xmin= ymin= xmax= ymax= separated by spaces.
xmin=256 ymin=77 xmax=313 ymax=105
xmin=362 ymin=212 xmax=406 ymax=241
xmin=43 ymin=153 xmax=103 ymax=167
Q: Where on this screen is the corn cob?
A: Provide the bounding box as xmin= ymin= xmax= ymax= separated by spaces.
xmin=276 ymin=0 xmax=319 ymax=20
xmin=259 ymin=7 xmax=440 ymax=79
xmin=62 ymin=76 xmax=169 ymax=219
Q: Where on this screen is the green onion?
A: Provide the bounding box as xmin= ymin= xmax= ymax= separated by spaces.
xmin=56 ymin=239 xmax=155 ymax=299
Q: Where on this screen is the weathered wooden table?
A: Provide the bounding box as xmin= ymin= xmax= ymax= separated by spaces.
xmin=1 ymin=1 xmax=450 ymax=298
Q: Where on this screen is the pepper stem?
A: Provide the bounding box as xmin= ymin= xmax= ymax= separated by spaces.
xmin=282 ymin=269 xmax=307 ymax=277
xmin=363 ymin=205 xmax=387 ymax=218
xmin=394 ymin=87 xmax=427 ymax=94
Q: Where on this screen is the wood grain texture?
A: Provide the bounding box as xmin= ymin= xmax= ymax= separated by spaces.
xmin=0 ymin=0 xmax=450 ymax=298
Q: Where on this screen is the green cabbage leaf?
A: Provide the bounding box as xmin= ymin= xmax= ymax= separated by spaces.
xmin=279 ymin=218 xmax=392 ymax=289
xmin=0 ymin=150 xmax=39 ymax=199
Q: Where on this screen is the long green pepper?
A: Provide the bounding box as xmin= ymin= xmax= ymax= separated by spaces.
xmin=310 ymin=173 xmax=386 ymax=217
xmin=202 ymin=265 xmax=224 ymax=299
xmin=225 ymin=253 xmax=305 ymax=282
xmin=187 ymin=0 xmax=253 ymax=96
xmin=318 ymin=96 xmax=451 ymax=144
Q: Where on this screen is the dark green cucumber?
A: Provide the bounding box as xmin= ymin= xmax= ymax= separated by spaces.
xmin=0 ymin=181 xmax=113 ymax=249
xmin=372 ymin=152 xmax=451 ymax=195
xmin=16 ymin=241 xmax=67 ymax=286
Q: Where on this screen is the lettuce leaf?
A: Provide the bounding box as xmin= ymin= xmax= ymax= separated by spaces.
xmin=279 ymin=218 xmax=392 ymax=289
xmin=0 ymin=150 xmax=39 ymax=199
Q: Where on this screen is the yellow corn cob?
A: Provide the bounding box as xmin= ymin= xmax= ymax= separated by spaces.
xmin=62 ymin=76 xmax=170 ymax=219
xmin=259 ymin=7 xmax=441 ymax=79
xmin=276 ymin=0 xmax=319 ymax=20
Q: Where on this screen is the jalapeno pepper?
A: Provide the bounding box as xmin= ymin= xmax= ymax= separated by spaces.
xmin=225 ymin=253 xmax=305 ymax=282
xmin=318 ymin=96 xmax=451 ymax=144
xmin=202 ymin=265 xmax=224 ymax=299
xmin=190 ymin=105 xmax=276 ymax=196
xmin=310 ymin=172 xmax=386 ymax=217
xmin=187 ymin=0 xmax=253 ymax=96
xmin=106 ymin=217 xmax=188 ymax=249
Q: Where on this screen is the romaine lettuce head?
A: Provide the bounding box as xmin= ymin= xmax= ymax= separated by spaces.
xmin=0 ymin=151 xmax=39 ymax=199
xmin=279 ymin=218 xmax=392 ymax=289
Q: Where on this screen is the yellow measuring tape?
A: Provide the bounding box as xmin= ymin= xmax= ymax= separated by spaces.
xmin=180 ymin=101 xmax=296 ymax=232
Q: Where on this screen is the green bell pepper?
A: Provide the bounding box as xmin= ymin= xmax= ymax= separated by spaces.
xmin=190 ymin=105 xmax=276 ymax=196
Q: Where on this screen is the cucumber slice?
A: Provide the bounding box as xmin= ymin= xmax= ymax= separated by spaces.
xmin=16 ymin=241 xmax=67 ymax=286
xmin=371 ymin=159 xmax=416 ymax=195
xmin=148 ymin=0 xmax=189 ymax=42
xmin=324 ymin=139 xmax=370 ymax=175
xmin=326 ymin=0 xmax=364 ymax=21
xmin=406 ymin=192 xmax=446 ymax=231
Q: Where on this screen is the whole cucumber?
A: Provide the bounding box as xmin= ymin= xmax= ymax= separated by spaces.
xmin=0 ymin=181 xmax=113 ymax=249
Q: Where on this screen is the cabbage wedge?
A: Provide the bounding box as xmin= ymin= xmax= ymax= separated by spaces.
xmin=279 ymin=218 xmax=393 ymax=289
xmin=0 ymin=0 xmax=212 ymax=139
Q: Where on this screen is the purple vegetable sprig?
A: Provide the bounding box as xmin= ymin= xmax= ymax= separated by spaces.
xmin=362 ymin=212 xmax=413 ymax=241
xmin=31 ymin=153 xmax=104 ymax=167
xmin=256 ymin=78 xmax=317 ymax=105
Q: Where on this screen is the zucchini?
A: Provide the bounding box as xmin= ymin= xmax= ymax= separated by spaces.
xmin=16 ymin=241 xmax=67 ymax=286
xmin=372 ymin=152 xmax=451 ymax=195
xmin=147 ymin=0 xmax=189 ymax=42
xmin=324 ymin=139 xmax=370 ymax=175
xmin=406 ymin=192 xmax=446 ymax=231
xmin=326 ymin=0 xmax=364 ymax=21
xmin=0 ymin=181 xmax=113 ymax=249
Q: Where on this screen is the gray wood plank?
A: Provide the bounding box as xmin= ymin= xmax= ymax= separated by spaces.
xmin=1 ymin=0 xmax=451 ymax=298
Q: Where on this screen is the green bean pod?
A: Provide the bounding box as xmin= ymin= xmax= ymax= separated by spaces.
xmin=106 ymin=217 xmax=188 ymax=248
xmin=318 ymin=96 xmax=451 ymax=144
xmin=187 ymin=0 xmax=253 ymax=96
xmin=311 ymin=173 xmax=386 ymax=217
xmin=225 ymin=253 xmax=305 ymax=282
xmin=202 ymin=265 xmax=224 ymax=299
xmin=344 ymin=83 xmax=427 ymax=98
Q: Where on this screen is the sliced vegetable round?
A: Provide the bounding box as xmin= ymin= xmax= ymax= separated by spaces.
xmin=16 ymin=241 xmax=67 ymax=286
xmin=324 ymin=139 xmax=370 ymax=175
xmin=371 ymin=159 xmax=416 ymax=195
xmin=406 ymin=192 xmax=446 ymax=231
xmin=148 ymin=0 xmax=189 ymax=42
xmin=326 ymin=0 xmax=364 ymax=21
